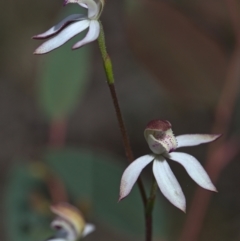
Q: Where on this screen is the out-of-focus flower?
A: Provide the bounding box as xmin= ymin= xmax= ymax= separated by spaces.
xmin=119 ymin=120 xmax=221 ymax=212
xmin=47 ymin=203 xmax=95 ymax=241
xmin=33 ymin=0 xmax=104 ymax=54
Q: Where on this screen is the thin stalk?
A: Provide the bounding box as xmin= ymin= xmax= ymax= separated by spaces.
xmin=49 ymin=119 xmax=67 ymax=148
xmin=47 ymin=172 xmax=69 ymax=204
xmin=47 ymin=118 xmax=68 ymax=203
xmin=108 ymin=84 xmax=147 ymax=206
xmin=97 ymin=21 xmax=150 ymax=238
xmin=145 ymin=178 xmax=158 ymax=241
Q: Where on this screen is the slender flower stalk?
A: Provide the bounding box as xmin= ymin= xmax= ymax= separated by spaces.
xmin=145 ymin=178 xmax=158 ymax=241
xmin=97 ymin=21 xmax=147 ymax=204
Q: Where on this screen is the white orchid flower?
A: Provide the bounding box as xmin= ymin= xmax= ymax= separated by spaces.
xmin=47 ymin=203 xmax=95 ymax=241
xmin=119 ymin=120 xmax=221 ymax=212
xmin=33 ymin=0 xmax=104 ymax=54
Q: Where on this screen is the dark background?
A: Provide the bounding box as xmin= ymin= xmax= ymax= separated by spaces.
xmin=1 ymin=0 xmax=240 ymax=240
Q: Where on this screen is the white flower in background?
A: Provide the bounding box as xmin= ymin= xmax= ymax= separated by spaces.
xmin=119 ymin=120 xmax=221 ymax=212
xmin=47 ymin=203 xmax=95 ymax=241
xmin=33 ymin=0 xmax=104 ymax=54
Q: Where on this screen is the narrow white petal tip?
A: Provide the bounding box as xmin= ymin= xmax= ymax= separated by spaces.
xmin=209 ymin=134 xmax=222 ymax=142
xmin=176 ymin=134 xmax=222 ymax=148
xmin=208 ymin=184 xmax=217 ymax=192
xmin=34 ymin=44 xmax=54 ymax=55
xmin=32 ymin=35 xmax=39 ymax=39
xmin=72 ymin=45 xmax=78 ymax=50
xmin=119 ymin=185 xmax=131 ymax=201
xmin=201 ymin=182 xmax=217 ymax=193
xmin=82 ymin=223 xmax=95 ymax=238
xmin=33 ymin=50 xmax=41 ymax=55
xmin=215 ymin=134 xmax=222 ymax=138
xmin=171 ymin=196 xmax=186 ymax=212
xmin=173 ymin=198 xmax=186 ymax=212
xmin=119 ymin=181 xmax=131 ymax=201
xmin=202 ymin=183 xmax=217 ymax=193
xmin=179 ymin=204 xmax=186 ymax=213
xmin=118 ymin=189 xmax=131 ymax=202
xmin=168 ymin=195 xmax=186 ymax=213
xmin=213 ymin=187 xmax=218 ymax=192
xmin=32 ymin=34 xmax=48 ymax=40
xmin=118 ymin=196 xmax=124 ymax=202
xmin=33 ymin=48 xmax=47 ymax=55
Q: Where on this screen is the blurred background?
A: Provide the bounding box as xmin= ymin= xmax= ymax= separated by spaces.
xmin=0 ymin=0 xmax=240 ymax=240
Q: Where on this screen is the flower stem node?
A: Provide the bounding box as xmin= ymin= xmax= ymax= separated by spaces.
xmin=33 ymin=0 xmax=104 ymax=54
xmin=120 ymin=119 xmax=221 ymax=212
xmin=47 ymin=203 xmax=95 ymax=241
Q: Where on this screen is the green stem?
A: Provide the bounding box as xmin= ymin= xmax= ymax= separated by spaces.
xmin=97 ymin=21 xmax=114 ymax=84
xmin=145 ymin=177 xmax=158 ymax=241
xmin=97 ymin=21 xmax=147 ymax=206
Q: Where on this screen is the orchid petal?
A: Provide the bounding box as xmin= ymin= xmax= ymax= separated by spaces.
xmin=72 ymin=20 xmax=99 ymax=49
xmin=32 ymin=14 xmax=85 ymax=39
xmin=119 ymin=154 xmax=155 ymax=200
xmin=66 ymin=0 xmax=99 ymax=18
xmin=82 ymin=223 xmax=95 ymax=237
xmin=176 ymin=134 xmax=221 ymax=148
xmin=153 ymin=157 xmax=186 ymax=212
xmin=169 ymin=152 xmax=217 ymax=191
xmin=34 ymin=20 xmax=90 ymax=54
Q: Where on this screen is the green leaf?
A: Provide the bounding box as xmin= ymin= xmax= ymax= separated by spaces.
xmin=5 ymin=164 xmax=52 ymax=241
xmin=37 ymin=5 xmax=91 ymax=120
